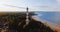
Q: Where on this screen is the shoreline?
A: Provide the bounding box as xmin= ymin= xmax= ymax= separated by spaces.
xmin=32 ymin=15 xmax=60 ymax=32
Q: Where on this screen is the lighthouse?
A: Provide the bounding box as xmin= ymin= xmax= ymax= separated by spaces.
xmin=26 ymin=7 xmax=30 ymax=25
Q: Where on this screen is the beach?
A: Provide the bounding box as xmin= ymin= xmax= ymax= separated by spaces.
xmin=32 ymin=15 xmax=60 ymax=32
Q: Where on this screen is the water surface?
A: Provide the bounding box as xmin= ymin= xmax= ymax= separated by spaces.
xmin=34 ymin=11 xmax=60 ymax=25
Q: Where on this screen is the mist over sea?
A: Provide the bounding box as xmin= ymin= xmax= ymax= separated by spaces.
xmin=34 ymin=11 xmax=60 ymax=25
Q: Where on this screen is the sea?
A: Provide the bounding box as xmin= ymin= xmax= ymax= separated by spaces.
xmin=34 ymin=11 xmax=60 ymax=25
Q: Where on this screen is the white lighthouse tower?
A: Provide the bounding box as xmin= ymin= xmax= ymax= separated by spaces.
xmin=26 ymin=7 xmax=30 ymax=25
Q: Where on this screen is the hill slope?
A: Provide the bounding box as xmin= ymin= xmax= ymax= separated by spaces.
xmin=0 ymin=12 xmax=55 ymax=32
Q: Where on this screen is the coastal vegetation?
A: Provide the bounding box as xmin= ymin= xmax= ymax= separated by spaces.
xmin=0 ymin=12 xmax=56 ymax=32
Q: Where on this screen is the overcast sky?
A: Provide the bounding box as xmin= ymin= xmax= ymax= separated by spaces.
xmin=0 ymin=0 xmax=60 ymax=12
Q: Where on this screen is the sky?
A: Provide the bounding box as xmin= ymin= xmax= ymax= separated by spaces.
xmin=0 ymin=0 xmax=60 ymax=12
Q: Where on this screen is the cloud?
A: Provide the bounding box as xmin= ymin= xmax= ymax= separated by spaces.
xmin=32 ymin=2 xmax=60 ymax=11
xmin=56 ymin=0 xmax=60 ymax=4
xmin=0 ymin=4 xmax=26 ymax=12
xmin=0 ymin=0 xmax=7 ymax=1
xmin=0 ymin=0 xmax=27 ymax=12
xmin=28 ymin=0 xmax=60 ymax=11
xmin=0 ymin=0 xmax=60 ymax=12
